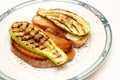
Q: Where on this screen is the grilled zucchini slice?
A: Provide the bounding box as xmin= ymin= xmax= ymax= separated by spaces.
xmin=37 ymin=8 xmax=90 ymax=36
xmin=9 ymin=21 xmax=68 ymax=65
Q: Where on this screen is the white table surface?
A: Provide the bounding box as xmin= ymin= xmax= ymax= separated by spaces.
xmin=0 ymin=0 xmax=120 ymax=80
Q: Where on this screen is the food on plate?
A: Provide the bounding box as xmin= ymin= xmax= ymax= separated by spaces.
xmin=32 ymin=8 xmax=90 ymax=47
xmin=9 ymin=21 xmax=75 ymax=68
xmin=9 ymin=8 xmax=90 ymax=68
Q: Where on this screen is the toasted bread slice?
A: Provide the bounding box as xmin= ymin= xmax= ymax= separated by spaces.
xmin=32 ymin=15 xmax=89 ymax=48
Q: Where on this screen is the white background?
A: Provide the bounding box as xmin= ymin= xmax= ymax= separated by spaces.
xmin=0 ymin=0 xmax=120 ymax=80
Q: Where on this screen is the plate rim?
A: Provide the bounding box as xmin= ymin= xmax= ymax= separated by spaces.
xmin=0 ymin=0 xmax=112 ymax=80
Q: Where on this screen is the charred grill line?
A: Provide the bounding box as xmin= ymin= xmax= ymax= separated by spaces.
xmin=71 ymin=23 xmax=80 ymax=34
xmin=26 ymin=43 xmax=29 ymax=45
xmin=35 ymin=31 xmax=39 ymax=35
xmin=20 ymin=22 xmax=30 ymax=33
xmin=12 ymin=24 xmax=23 ymax=32
xmin=29 ymin=39 xmax=35 ymax=44
xmin=33 ymin=31 xmax=41 ymax=43
xmin=20 ymin=23 xmax=28 ymax=30
xmin=34 ymin=34 xmax=44 ymax=44
xmin=32 ymin=27 xmax=34 ymax=30
xmin=40 ymin=46 xmax=47 ymax=50
xmin=22 ymin=36 xmax=33 ymax=41
xmin=35 ymin=37 xmax=41 ymax=43
xmin=17 ymin=24 xmax=23 ymax=28
xmin=48 ymin=40 xmax=52 ymax=46
xmin=11 ymin=23 xmax=23 ymax=28
xmin=12 ymin=30 xmax=21 ymax=33
xmin=16 ymin=35 xmax=24 ymax=38
xmin=24 ymin=31 xmax=30 ymax=35
xmin=55 ymin=50 xmax=61 ymax=58
xmin=26 ymin=23 xmax=29 ymax=27
xmin=19 ymin=29 xmax=25 ymax=32
xmin=22 ymin=22 xmax=29 ymax=30
xmin=35 ymin=44 xmax=39 ymax=47
xmin=80 ymin=24 xmax=86 ymax=33
xmin=38 ymin=37 xmax=49 ymax=47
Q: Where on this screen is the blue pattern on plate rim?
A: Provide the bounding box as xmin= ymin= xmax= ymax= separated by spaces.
xmin=78 ymin=1 xmax=108 ymax=25
xmin=0 ymin=0 xmax=112 ymax=80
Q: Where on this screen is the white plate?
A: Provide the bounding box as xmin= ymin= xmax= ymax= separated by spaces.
xmin=0 ymin=0 xmax=112 ymax=80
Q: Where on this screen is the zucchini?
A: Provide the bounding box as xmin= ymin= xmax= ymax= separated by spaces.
xmin=9 ymin=21 xmax=68 ymax=65
xmin=37 ymin=8 xmax=90 ymax=36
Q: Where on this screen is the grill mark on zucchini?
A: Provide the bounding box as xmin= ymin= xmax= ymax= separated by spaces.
xmin=71 ymin=23 xmax=80 ymax=34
